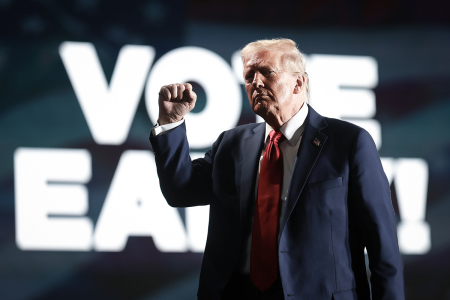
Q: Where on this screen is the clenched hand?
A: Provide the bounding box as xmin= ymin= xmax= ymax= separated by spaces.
xmin=158 ymin=83 xmax=197 ymax=125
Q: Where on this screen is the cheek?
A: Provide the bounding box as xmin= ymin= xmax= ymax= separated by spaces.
xmin=273 ymin=82 xmax=289 ymax=99
xmin=245 ymin=86 xmax=252 ymax=94
xmin=274 ymin=79 xmax=294 ymax=102
xmin=245 ymin=86 xmax=254 ymax=102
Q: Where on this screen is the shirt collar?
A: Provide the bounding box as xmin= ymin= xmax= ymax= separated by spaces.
xmin=264 ymin=103 xmax=309 ymax=146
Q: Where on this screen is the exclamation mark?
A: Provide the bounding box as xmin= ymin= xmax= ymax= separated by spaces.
xmin=395 ymin=158 xmax=431 ymax=254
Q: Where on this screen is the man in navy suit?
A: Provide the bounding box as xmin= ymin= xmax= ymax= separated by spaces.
xmin=149 ymin=39 xmax=404 ymax=300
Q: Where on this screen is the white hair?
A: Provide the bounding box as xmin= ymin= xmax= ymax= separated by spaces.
xmin=241 ymin=38 xmax=309 ymax=103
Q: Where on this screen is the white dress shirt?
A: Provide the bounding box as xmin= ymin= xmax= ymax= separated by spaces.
xmin=151 ymin=104 xmax=309 ymax=274
xmin=151 ymin=119 xmax=185 ymax=136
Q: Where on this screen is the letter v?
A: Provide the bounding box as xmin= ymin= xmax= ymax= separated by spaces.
xmin=59 ymin=42 xmax=155 ymax=145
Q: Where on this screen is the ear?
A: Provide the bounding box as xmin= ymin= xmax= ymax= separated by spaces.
xmin=293 ymin=74 xmax=305 ymax=94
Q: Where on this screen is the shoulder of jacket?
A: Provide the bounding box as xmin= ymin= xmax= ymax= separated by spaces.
xmin=223 ymin=122 xmax=264 ymax=135
xmin=323 ymin=117 xmax=366 ymax=135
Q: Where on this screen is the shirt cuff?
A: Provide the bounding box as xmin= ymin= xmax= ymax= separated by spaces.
xmin=151 ymin=119 xmax=185 ymax=136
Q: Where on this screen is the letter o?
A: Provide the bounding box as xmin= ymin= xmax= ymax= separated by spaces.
xmin=145 ymin=47 xmax=242 ymax=149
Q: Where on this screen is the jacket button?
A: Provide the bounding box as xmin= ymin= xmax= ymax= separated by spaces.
xmin=280 ymin=250 xmax=287 ymax=253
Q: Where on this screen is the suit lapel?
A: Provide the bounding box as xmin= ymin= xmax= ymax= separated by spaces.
xmin=280 ymin=106 xmax=328 ymax=235
xmin=240 ymin=123 xmax=265 ymax=225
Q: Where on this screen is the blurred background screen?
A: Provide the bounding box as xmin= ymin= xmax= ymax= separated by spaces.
xmin=1 ymin=0 xmax=450 ymax=299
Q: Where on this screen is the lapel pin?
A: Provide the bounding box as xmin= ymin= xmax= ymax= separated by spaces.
xmin=313 ymin=138 xmax=321 ymax=146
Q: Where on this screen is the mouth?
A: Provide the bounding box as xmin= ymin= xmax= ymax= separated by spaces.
xmin=254 ymin=94 xmax=269 ymax=102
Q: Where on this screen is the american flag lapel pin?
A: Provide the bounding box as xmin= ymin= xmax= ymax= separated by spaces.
xmin=313 ymin=138 xmax=321 ymax=146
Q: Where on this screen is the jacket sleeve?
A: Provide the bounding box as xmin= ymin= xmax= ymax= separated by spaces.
xmin=348 ymin=129 xmax=405 ymax=300
xmin=149 ymin=121 xmax=223 ymax=207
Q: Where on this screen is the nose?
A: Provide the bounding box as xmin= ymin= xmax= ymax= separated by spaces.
xmin=252 ymin=72 xmax=264 ymax=88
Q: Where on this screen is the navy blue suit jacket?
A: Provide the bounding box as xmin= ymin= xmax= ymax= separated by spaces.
xmin=150 ymin=105 xmax=404 ymax=300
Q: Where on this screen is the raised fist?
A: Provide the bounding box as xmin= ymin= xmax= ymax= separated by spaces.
xmin=158 ymin=83 xmax=197 ymax=125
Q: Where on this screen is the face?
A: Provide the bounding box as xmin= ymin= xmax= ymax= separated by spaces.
xmin=243 ymin=50 xmax=304 ymax=128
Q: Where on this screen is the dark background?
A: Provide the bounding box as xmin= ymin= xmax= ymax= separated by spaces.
xmin=1 ymin=0 xmax=450 ymax=299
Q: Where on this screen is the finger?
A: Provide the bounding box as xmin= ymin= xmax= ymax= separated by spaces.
xmin=177 ymin=84 xmax=185 ymax=101
xmin=188 ymin=91 xmax=197 ymax=110
xmin=188 ymin=90 xmax=197 ymax=103
xmin=184 ymin=83 xmax=193 ymax=92
xmin=170 ymin=84 xmax=178 ymax=100
xmin=183 ymin=83 xmax=195 ymax=102
xmin=159 ymin=86 xmax=171 ymax=101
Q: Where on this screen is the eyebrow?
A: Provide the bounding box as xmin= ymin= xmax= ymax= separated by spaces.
xmin=244 ymin=64 xmax=280 ymax=76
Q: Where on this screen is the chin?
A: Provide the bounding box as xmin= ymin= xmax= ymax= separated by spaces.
xmin=252 ymin=106 xmax=267 ymax=118
xmin=253 ymin=110 xmax=273 ymax=124
xmin=253 ymin=101 xmax=269 ymax=113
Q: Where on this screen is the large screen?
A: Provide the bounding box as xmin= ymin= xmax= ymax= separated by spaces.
xmin=1 ymin=1 xmax=450 ymax=299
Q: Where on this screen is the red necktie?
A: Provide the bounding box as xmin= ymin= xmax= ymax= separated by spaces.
xmin=250 ymin=130 xmax=285 ymax=292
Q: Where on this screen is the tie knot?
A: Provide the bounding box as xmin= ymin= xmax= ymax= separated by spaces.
xmin=269 ymin=130 xmax=285 ymax=144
